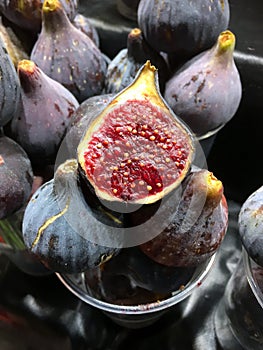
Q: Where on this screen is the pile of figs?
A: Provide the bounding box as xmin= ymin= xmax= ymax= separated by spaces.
xmin=0 ymin=0 xmax=243 ymax=305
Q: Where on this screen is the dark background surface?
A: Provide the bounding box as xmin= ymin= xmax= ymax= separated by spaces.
xmin=1 ymin=0 xmax=263 ymax=349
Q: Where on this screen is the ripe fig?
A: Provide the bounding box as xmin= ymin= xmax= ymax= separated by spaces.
xmin=0 ymin=133 xmax=33 ymax=219
xmin=137 ymin=0 xmax=230 ymax=58
xmin=140 ymin=168 xmax=228 ymax=267
xmin=85 ymin=247 xmax=195 ymax=305
xmin=72 ymin=13 xmax=100 ymax=47
xmin=8 ymin=59 xmax=79 ymax=167
xmin=0 ymin=35 xmax=21 ymax=127
xmin=0 ymin=0 xmax=78 ymax=32
xmin=105 ymin=27 xmax=169 ymax=94
xmin=22 ymin=159 xmax=120 ymax=273
xmin=238 ymin=185 xmax=263 ymax=267
xmin=30 ymin=0 xmax=107 ymax=102
xmin=164 ymin=30 xmax=242 ymax=137
xmin=78 ymin=61 xmax=195 ymax=206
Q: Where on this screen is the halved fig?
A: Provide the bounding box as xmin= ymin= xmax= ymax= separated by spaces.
xmin=77 ymin=61 xmax=195 ymax=206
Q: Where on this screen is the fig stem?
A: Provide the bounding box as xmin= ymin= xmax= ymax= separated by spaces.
xmin=216 ymin=30 xmax=235 ymax=55
xmin=0 ymin=219 xmax=25 ymax=250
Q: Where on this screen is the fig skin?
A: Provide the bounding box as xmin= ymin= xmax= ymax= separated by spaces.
xmin=140 ymin=168 xmax=228 ymax=267
xmin=0 ymin=0 xmax=78 ymax=32
xmin=30 ymin=0 xmax=107 ymax=103
xmin=164 ymin=30 xmax=242 ymax=137
xmin=238 ymin=185 xmax=263 ymax=267
xmin=85 ymin=247 xmax=195 ymax=306
xmin=8 ymin=59 xmax=79 ymax=167
xmin=72 ymin=13 xmax=100 ymax=47
xmin=78 ymin=61 xmax=195 ymax=206
xmin=137 ymin=0 xmax=229 ymax=58
xmin=22 ymin=159 xmax=120 ymax=274
xmin=104 ymin=27 xmax=169 ymax=94
xmin=0 ymin=134 xmax=33 ymax=219
xmin=0 ymin=35 xmax=21 ymax=127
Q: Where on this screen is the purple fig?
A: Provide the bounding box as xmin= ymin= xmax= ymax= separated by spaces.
xmin=9 ymin=59 xmax=79 ymax=166
xmin=30 ymin=0 xmax=107 ymax=102
xmin=238 ymin=185 xmax=263 ymax=267
xmin=164 ymin=30 xmax=242 ymax=137
xmin=72 ymin=13 xmax=100 ymax=47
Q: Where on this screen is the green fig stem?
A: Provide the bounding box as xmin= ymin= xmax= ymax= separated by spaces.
xmin=216 ymin=30 xmax=236 ymax=56
xmin=0 ymin=219 xmax=25 ymax=250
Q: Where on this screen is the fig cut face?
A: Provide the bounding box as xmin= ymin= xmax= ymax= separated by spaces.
xmin=78 ymin=61 xmax=195 ymax=205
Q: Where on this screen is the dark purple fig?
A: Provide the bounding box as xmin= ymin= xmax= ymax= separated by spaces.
xmin=85 ymin=247 xmax=195 ymax=306
xmin=137 ymin=0 xmax=229 ymax=58
xmin=77 ymin=61 xmax=195 ymax=206
xmin=0 ymin=35 xmax=21 ymax=127
xmin=72 ymin=13 xmax=100 ymax=47
xmin=0 ymin=0 xmax=78 ymax=32
xmin=22 ymin=159 xmax=120 ymax=273
xmin=164 ymin=30 xmax=242 ymax=137
xmin=140 ymin=168 xmax=228 ymax=267
xmin=105 ymin=27 xmax=169 ymax=94
xmin=65 ymin=93 xmax=114 ymax=158
xmin=30 ymin=0 xmax=107 ymax=102
xmin=238 ymin=185 xmax=263 ymax=267
xmin=0 ymin=133 xmax=33 ymax=219
xmin=8 ymin=59 xmax=79 ymax=167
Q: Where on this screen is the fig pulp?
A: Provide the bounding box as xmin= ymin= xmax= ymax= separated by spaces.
xmin=30 ymin=0 xmax=107 ymax=102
xmin=238 ymin=185 xmax=263 ymax=267
xmin=164 ymin=30 xmax=242 ymax=136
xmin=78 ymin=61 xmax=195 ymax=205
xmin=140 ymin=168 xmax=228 ymax=267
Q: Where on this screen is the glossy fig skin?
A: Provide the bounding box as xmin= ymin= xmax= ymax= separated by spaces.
xmin=30 ymin=0 xmax=107 ymax=103
xmin=238 ymin=186 xmax=263 ymax=267
xmin=0 ymin=134 xmax=33 ymax=220
xmin=85 ymin=247 xmax=196 ymax=306
xmin=0 ymin=36 xmax=21 ymax=127
xmin=140 ymin=168 xmax=228 ymax=267
xmin=105 ymin=28 xmax=169 ymax=94
xmin=164 ymin=31 xmax=242 ymax=137
xmin=72 ymin=13 xmax=100 ymax=47
xmin=138 ymin=0 xmax=229 ymax=57
xmin=8 ymin=60 xmax=79 ymax=167
xmin=0 ymin=0 xmax=78 ymax=32
xmin=78 ymin=61 xmax=195 ymax=206
xmin=22 ymin=159 xmax=120 ymax=274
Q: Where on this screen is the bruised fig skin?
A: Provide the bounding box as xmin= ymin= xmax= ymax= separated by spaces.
xmin=72 ymin=13 xmax=100 ymax=47
xmin=105 ymin=28 xmax=169 ymax=94
xmin=164 ymin=30 xmax=242 ymax=137
xmin=30 ymin=0 xmax=107 ymax=103
xmin=0 ymin=36 xmax=21 ymax=127
xmin=9 ymin=60 xmax=79 ymax=166
xmin=0 ymin=0 xmax=78 ymax=32
xmin=137 ymin=0 xmax=229 ymax=57
xmin=78 ymin=61 xmax=195 ymax=206
xmin=22 ymin=159 xmax=120 ymax=274
xmin=140 ymin=168 xmax=228 ymax=267
xmin=0 ymin=134 xmax=33 ymax=219
xmin=238 ymin=186 xmax=263 ymax=267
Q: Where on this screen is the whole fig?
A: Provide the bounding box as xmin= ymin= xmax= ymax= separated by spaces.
xmin=9 ymin=59 xmax=79 ymax=166
xmin=164 ymin=30 xmax=242 ymax=136
xmin=30 ymin=0 xmax=107 ymax=102
xmin=238 ymin=185 xmax=263 ymax=267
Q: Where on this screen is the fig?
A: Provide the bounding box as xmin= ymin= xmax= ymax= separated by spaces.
xmin=140 ymin=168 xmax=228 ymax=267
xmin=22 ymin=159 xmax=120 ymax=273
xmin=0 ymin=133 xmax=33 ymax=219
xmin=0 ymin=0 xmax=78 ymax=32
xmin=30 ymin=0 xmax=107 ymax=102
xmin=137 ymin=0 xmax=230 ymax=58
xmin=0 ymin=35 xmax=21 ymax=127
xmin=72 ymin=13 xmax=100 ymax=47
xmin=238 ymin=185 xmax=263 ymax=267
xmin=85 ymin=247 xmax=195 ymax=305
xmin=164 ymin=30 xmax=242 ymax=137
xmin=77 ymin=61 xmax=195 ymax=206
xmin=8 ymin=59 xmax=79 ymax=167
xmin=105 ymin=27 xmax=169 ymax=94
